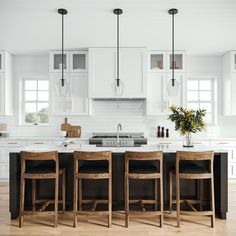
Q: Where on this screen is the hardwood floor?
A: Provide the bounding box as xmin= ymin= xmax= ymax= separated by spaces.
xmin=0 ymin=181 xmax=236 ymax=236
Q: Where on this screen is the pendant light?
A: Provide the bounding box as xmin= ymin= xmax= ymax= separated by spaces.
xmin=55 ymin=8 xmax=68 ymax=97
xmin=112 ymin=8 xmax=124 ymax=97
xmin=167 ymin=8 xmax=179 ymax=96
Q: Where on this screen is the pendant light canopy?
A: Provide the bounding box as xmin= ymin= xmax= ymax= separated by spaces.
xmin=167 ymin=8 xmax=179 ymax=97
xmin=55 ymin=8 xmax=68 ymax=97
xmin=112 ymin=8 xmax=124 ymax=97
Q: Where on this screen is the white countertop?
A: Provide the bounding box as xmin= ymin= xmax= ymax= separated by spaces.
xmin=9 ymin=144 xmax=229 ymax=154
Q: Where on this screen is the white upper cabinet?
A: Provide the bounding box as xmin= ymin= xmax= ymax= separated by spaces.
xmin=167 ymin=50 xmax=186 ymax=73
xmin=223 ymin=51 xmax=236 ymax=115
xmin=70 ymin=50 xmax=88 ymax=72
xmin=146 ymin=50 xmax=186 ymax=116
xmin=50 ymin=50 xmax=70 ymax=73
xmin=166 ymin=73 xmax=186 ymax=109
xmin=49 ymin=49 xmax=90 ymax=116
xmin=88 ymin=48 xmax=116 ymax=98
xmin=0 ymin=51 xmax=13 ymax=116
xmin=50 ymin=73 xmax=69 ymax=115
xmin=69 ymin=73 xmax=89 ymax=115
xmin=146 ymin=73 xmax=166 ymax=116
xmin=88 ymin=47 xmax=146 ymax=98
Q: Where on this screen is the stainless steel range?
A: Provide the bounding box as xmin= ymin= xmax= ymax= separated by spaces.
xmin=89 ymin=132 xmax=147 ymax=147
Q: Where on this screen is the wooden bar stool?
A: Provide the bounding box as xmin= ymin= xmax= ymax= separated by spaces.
xmin=169 ymin=151 xmax=215 ymax=227
xmin=73 ymin=151 xmax=112 ymax=228
xmin=19 ymin=151 xmax=66 ymax=228
xmin=125 ymin=151 xmax=163 ymax=227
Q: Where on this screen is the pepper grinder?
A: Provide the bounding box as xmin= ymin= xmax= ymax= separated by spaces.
xmin=157 ymin=126 xmax=161 ymax=138
xmin=161 ymin=127 xmax=165 ymax=137
xmin=166 ymin=129 xmax=169 ymax=138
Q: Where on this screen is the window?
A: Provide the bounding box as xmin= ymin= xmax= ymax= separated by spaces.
xmin=187 ymin=77 xmax=216 ymax=124
xmin=23 ymin=79 xmax=49 ymax=125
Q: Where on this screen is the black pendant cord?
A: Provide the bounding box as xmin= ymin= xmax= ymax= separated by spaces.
xmin=171 ymin=12 xmax=175 ymax=86
xmin=116 ymin=12 xmax=120 ymax=86
xmin=61 ymin=12 xmax=64 ymax=86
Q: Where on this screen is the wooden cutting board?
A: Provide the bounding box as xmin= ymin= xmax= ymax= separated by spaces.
xmin=61 ymin=117 xmax=71 ymax=132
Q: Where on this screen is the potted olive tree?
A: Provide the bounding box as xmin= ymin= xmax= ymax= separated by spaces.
xmin=168 ymin=106 xmax=206 ymax=147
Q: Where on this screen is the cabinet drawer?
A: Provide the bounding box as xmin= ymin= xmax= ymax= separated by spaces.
xmin=210 ymin=140 xmax=236 ymax=147
xmin=26 ymin=140 xmax=52 ymax=145
xmin=228 ymin=163 xmax=236 ymax=179
xmin=0 ymin=163 xmax=9 ymax=179
xmin=1 ymin=140 xmax=26 ymax=147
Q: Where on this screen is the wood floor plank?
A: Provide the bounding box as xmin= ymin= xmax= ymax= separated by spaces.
xmin=0 ymin=181 xmax=236 ymax=236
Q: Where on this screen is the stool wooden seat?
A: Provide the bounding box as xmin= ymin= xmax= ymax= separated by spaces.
xmin=125 ymin=151 xmax=163 ymax=227
xmin=73 ymin=151 xmax=112 ymax=228
xmin=19 ymin=151 xmax=66 ymax=228
xmin=169 ymin=151 xmax=215 ymax=227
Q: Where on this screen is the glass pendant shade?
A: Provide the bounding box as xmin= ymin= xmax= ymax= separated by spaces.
xmin=167 ymin=78 xmax=179 ymax=96
xmin=55 ymin=79 xmax=68 ymax=97
xmin=112 ymin=79 xmax=124 ymax=97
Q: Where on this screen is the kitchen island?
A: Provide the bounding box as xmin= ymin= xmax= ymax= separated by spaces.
xmin=9 ymin=144 xmax=228 ymax=219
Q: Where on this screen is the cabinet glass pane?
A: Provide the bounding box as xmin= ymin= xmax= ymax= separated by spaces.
xmin=170 ymin=54 xmax=183 ymax=69
xmin=150 ymin=54 xmax=163 ymax=70
xmin=54 ymin=54 xmax=67 ymax=70
xmin=73 ymin=54 xmax=86 ymax=70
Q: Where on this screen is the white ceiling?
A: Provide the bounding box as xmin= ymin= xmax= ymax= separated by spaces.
xmin=0 ymin=0 xmax=236 ymax=55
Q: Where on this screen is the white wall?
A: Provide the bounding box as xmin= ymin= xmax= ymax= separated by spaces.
xmin=1 ymin=54 xmax=236 ymax=138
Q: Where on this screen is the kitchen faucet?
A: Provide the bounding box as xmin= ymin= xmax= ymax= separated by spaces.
xmin=117 ymin=123 xmax=122 ymax=146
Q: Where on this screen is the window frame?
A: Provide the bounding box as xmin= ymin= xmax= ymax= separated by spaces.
xmin=186 ymin=76 xmax=217 ymax=125
xmin=22 ymin=77 xmax=50 ymax=126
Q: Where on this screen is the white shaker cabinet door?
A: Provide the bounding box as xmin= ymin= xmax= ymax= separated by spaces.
xmin=120 ymin=48 xmax=147 ymax=98
xmin=146 ymin=73 xmax=166 ymax=116
xmin=166 ymin=73 xmax=186 ymax=112
xmin=88 ymin=48 xmax=116 ymax=98
xmin=50 ymin=73 xmax=69 ymax=115
xmin=0 ymin=73 xmax=5 ymax=115
xmin=69 ymin=73 xmax=89 ymax=115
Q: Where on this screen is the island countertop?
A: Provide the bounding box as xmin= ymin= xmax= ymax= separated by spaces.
xmin=9 ymin=144 xmax=229 ymax=154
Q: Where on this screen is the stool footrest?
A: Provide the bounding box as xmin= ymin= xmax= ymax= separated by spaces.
xmin=75 ymin=211 xmax=110 ymax=216
xmin=127 ymin=211 xmax=163 ymax=216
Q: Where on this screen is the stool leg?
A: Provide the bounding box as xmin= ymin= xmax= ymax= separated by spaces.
xmin=210 ymin=177 xmax=215 ymax=227
xmin=62 ymin=171 xmax=66 ymax=212
xmin=199 ymin=179 xmax=203 ymax=211
xmin=32 ymin=179 xmax=36 ymax=212
xmin=160 ymin=178 xmax=164 ymax=227
xmin=154 ymin=179 xmax=158 ymax=211
xmin=176 ymin=176 xmax=180 ymax=227
xmin=73 ymin=177 xmax=78 ymax=228
xmin=108 ymin=175 xmax=112 ymax=227
xmin=125 ymin=176 xmax=129 ymax=227
xmin=79 ymin=179 xmax=82 ymax=211
xmin=19 ymin=177 xmax=25 ymax=228
xmin=169 ymin=172 xmax=173 ymax=214
xmin=54 ymin=176 xmax=59 ymax=227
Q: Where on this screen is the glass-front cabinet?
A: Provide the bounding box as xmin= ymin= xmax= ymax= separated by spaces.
xmin=50 ymin=50 xmax=70 ymax=72
xmin=70 ymin=50 xmax=87 ymax=72
xmin=50 ymin=50 xmax=87 ymax=73
xmin=148 ymin=51 xmax=166 ymax=72
xmin=167 ymin=50 xmax=185 ymax=72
